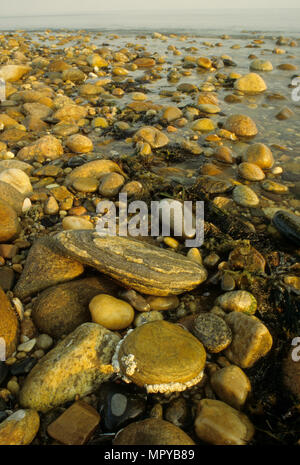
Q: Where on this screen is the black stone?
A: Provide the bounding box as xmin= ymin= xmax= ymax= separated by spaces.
xmin=97 ymin=382 xmax=146 ymax=432
xmin=272 ymin=211 xmax=300 ymax=246
xmin=9 ymin=357 xmax=37 ymax=377
xmin=0 ymin=411 xmax=8 ymax=422
xmin=0 ymin=362 xmax=9 ymax=388
xmin=67 ymin=155 xmax=87 ymax=168
xmin=0 ymin=398 xmax=7 ymax=411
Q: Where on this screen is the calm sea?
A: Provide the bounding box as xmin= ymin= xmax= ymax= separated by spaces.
xmin=0 ymin=8 xmax=299 ymax=37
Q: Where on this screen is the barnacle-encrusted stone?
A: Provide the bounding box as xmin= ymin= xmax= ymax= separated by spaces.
xmin=114 ymin=321 xmax=206 ymax=393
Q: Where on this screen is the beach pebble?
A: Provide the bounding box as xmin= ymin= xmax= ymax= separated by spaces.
xmin=234 ymin=73 xmax=267 ymax=94
xmin=243 ymin=143 xmax=274 ymax=169
xmin=146 ymin=295 xmax=179 ymax=311
xmin=44 ymin=196 xmax=59 ymax=215
xmin=0 ymin=199 xmax=19 ymax=242
xmin=0 ymin=169 xmax=32 ymax=195
xmin=19 ymin=323 xmax=120 ymax=412
xmin=72 ymin=177 xmax=99 ymax=193
xmin=98 ymin=172 xmax=125 ymax=197
xmin=238 ymin=162 xmax=265 ymax=181
xmin=133 ymin=126 xmax=169 ymax=148
xmin=232 ymin=185 xmax=259 ymax=207
xmin=17 ymin=135 xmax=63 ymax=162
xmin=192 ymin=313 xmax=232 ymax=353
xmin=115 ymin=320 xmax=206 ymax=393
xmin=114 ymin=418 xmax=195 ymax=445
xmin=66 ymin=134 xmax=93 ymax=154
xmin=62 ymin=216 xmax=94 ymax=230
xmin=89 ymin=294 xmax=135 ymax=330
xmin=210 ymin=365 xmax=251 ymax=409
xmin=47 ymin=400 xmax=100 ymax=445
xmin=0 ymin=409 xmax=40 ymax=445
xmin=224 ymin=312 xmax=272 ymax=368
xmin=134 ymin=311 xmax=163 ymax=327
xmin=36 ymin=334 xmax=53 ymax=351
xmin=224 ymin=114 xmax=258 ymax=137
xmin=250 ymin=59 xmax=273 ymax=72
xmin=194 ymin=399 xmax=254 ymax=445
xmin=216 ymin=290 xmax=257 ymax=314
xmin=192 ymin=118 xmax=215 ymax=131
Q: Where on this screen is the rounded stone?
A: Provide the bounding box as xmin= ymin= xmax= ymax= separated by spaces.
xmin=198 ymin=104 xmax=221 ymax=114
xmin=192 ymin=313 xmax=232 ymax=353
xmin=192 ymin=118 xmax=215 ymax=131
xmin=250 ymin=59 xmax=273 ymax=72
xmin=17 ymin=135 xmax=63 ymax=163
xmin=89 ymin=294 xmax=135 ymax=331
xmin=0 ymin=200 xmax=19 ymax=242
xmin=216 ymin=291 xmax=257 ymax=314
xmin=66 ymin=134 xmax=93 ymax=154
xmin=114 ymin=418 xmax=195 ymax=445
xmin=0 ymin=169 xmax=32 ymax=195
xmin=238 ymin=162 xmax=265 ymax=181
xmin=214 ymin=146 xmax=233 ymax=164
xmin=116 ymin=321 xmax=206 ymax=393
xmin=32 ymin=277 xmax=118 ymax=338
xmin=194 ymin=399 xmax=254 ymax=445
xmin=146 ymin=296 xmax=179 ymax=311
xmin=162 ymin=107 xmax=182 ymax=123
xmin=232 ymin=185 xmax=259 ymax=207
xmin=62 ymin=216 xmax=94 ymax=230
xmin=98 ymin=172 xmax=125 ymax=197
xmin=261 ymin=180 xmax=288 ymax=194
xmin=0 ymin=286 xmax=19 ymax=358
xmin=224 ymin=115 xmax=258 ymax=137
xmin=234 ymin=73 xmax=267 ymax=94
xmin=0 ymin=409 xmax=40 ymax=445
xmin=243 ymin=143 xmax=274 ymax=169
xmin=210 ymin=365 xmax=251 ymax=410
xmin=133 ymin=126 xmax=169 ymax=149
xmin=134 ymin=311 xmax=164 ymax=327
xmin=72 ymin=177 xmax=99 ymax=193
xmin=19 ymin=323 xmax=120 ymax=412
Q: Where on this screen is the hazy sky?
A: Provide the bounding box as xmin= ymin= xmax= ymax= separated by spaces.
xmin=2 ymin=0 xmax=299 ymax=16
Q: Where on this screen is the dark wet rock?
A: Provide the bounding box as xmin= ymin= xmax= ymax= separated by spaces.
xmin=32 ymin=276 xmax=119 ymax=338
xmin=98 ymin=382 xmax=146 ymax=431
xmin=0 ymin=362 xmax=9 ymax=387
xmin=67 ymin=155 xmax=88 ymax=168
xmin=0 ymin=267 xmax=15 ymax=291
xmin=10 ymin=357 xmax=37 ymax=377
xmin=0 ymin=411 xmax=8 ymax=423
xmin=272 ymin=211 xmax=300 ymax=246
xmin=165 ymin=397 xmax=190 ymax=428
xmin=113 ymin=418 xmax=195 ymax=445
